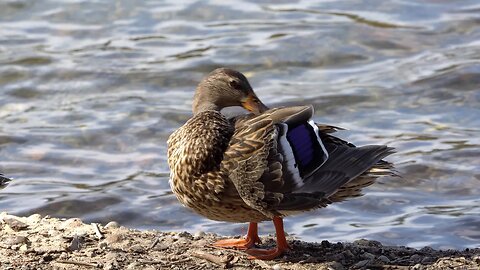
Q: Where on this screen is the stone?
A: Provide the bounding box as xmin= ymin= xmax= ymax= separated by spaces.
xmin=362 ymin=252 xmax=375 ymax=260
xmin=327 ymin=261 xmax=345 ymax=270
xmin=105 ymin=221 xmax=120 ymax=229
xmin=129 ymin=244 xmax=144 ymax=253
xmin=378 ymin=255 xmax=390 ymax=263
xmin=353 ymin=259 xmax=370 ymax=268
xmin=3 ymin=218 xmax=28 ymax=231
xmin=4 ymin=235 xmax=29 ymax=246
xmin=272 ymin=264 xmax=282 ymax=270
xmin=421 ymin=256 xmax=435 ymax=264
xmin=410 ymin=254 xmax=422 ymax=263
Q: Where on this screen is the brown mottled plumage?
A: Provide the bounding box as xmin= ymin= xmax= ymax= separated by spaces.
xmin=167 ymin=68 xmax=395 ymax=260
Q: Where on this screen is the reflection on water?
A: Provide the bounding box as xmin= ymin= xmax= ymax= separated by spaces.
xmin=1 ymin=0 xmax=479 ymax=249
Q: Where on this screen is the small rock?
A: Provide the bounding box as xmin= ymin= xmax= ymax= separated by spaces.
xmin=19 ymin=244 xmax=28 ymax=252
xmin=474 ymin=256 xmax=480 ymax=263
xmin=193 ymin=231 xmax=206 ymax=239
xmin=106 ymin=233 xmax=124 ymax=244
xmin=126 ymin=262 xmax=141 ymax=270
xmin=327 ymin=261 xmax=345 ymax=270
xmin=4 ymin=235 xmax=29 ymax=246
xmin=353 ymin=259 xmax=370 ymax=269
xmin=321 ymin=240 xmax=331 ymax=248
xmin=42 ymin=254 xmax=54 ymax=262
xmin=342 ymin=250 xmax=354 ymax=258
xmin=410 ymin=254 xmax=422 ymax=263
xmin=129 ymin=244 xmax=144 ymax=253
xmin=421 ymin=256 xmax=435 ymax=264
xmin=363 ymin=252 xmax=375 ymax=260
xmin=61 ymin=218 xmax=83 ymax=229
xmin=272 ymin=264 xmax=282 ymax=270
xmin=411 ymin=263 xmax=423 ymax=270
xmin=98 ymin=241 xmax=108 ymax=249
xmin=331 ymin=253 xmax=345 ymax=262
xmin=177 ymin=231 xmax=193 ymax=240
xmin=153 ymin=243 xmax=168 ymax=251
xmin=105 ymin=221 xmax=120 ymax=229
xmin=378 ymin=255 xmax=390 ymax=263
xmin=354 ymin=239 xmax=368 ymax=246
xmin=419 ymin=246 xmax=434 ymax=253
xmin=67 ymin=235 xmax=84 ymax=252
xmin=27 ymin=214 xmax=42 ymax=223
xmin=3 ymin=218 xmax=28 ymax=231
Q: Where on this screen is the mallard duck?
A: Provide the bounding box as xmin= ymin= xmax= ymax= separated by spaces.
xmin=167 ymin=68 xmax=395 ymax=260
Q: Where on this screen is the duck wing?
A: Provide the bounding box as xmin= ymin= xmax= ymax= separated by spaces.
xmin=225 ymin=106 xmax=394 ymax=217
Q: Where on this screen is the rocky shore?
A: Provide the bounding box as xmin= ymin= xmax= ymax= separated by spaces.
xmin=0 ymin=212 xmax=478 ymax=270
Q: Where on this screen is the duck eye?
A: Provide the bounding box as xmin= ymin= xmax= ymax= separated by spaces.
xmin=229 ymin=79 xmax=242 ymax=90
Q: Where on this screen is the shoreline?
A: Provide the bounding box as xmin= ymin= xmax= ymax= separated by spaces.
xmin=0 ymin=212 xmax=478 ymax=269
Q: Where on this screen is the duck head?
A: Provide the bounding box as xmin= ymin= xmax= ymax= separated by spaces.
xmin=192 ymin=68 xmax=269 ymax=115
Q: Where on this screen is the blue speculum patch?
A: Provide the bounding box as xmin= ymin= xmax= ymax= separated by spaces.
xmin=286 ymin=123 xmax=326 ymax=178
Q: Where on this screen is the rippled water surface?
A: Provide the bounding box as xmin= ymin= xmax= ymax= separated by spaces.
xmin=1 ymin=0 xmax=479 ymax=250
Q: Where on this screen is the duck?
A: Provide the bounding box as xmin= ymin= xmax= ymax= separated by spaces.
xmin=167 ymin=68 xmax=395 ymax=260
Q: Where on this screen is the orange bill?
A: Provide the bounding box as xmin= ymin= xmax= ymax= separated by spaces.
xmin=241 ymin=94 xmax=269 ymax=114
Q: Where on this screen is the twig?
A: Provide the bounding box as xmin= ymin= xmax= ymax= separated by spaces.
xmin=191 ymin=250 xmax=234 ymax=268
xmin=91 ymin=223 xmax=103 ymax=239
xmin=171 ymin=257 xmax=192 ymax=264
xmin=138 ymin=260 xmax=166 ymax=265
xmin=149 ymin=237 xmax=160 ymax=250
xmin=57 ymin=260 xmax=98 ymax=268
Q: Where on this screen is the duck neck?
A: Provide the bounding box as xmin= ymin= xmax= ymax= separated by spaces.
xmin=192 ymin=100 xmax=220 ymax=115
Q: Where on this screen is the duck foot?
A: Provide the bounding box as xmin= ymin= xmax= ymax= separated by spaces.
xmin=246 ymin=246 xmax=289 ymax=260
xmin=213 ymin=222 xmax=260 ymax=250
xmin=246 ymin=216 xmax=290 ymax=260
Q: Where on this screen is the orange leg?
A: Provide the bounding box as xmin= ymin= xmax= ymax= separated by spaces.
xmin=246 ymin=216 xmax=291 ymax=260
xmin=213 ymin=222 xmax=261 ymax=250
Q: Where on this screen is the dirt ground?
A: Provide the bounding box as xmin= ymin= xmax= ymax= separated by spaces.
xmin=0 ymin=212 xmax=478 ymax=270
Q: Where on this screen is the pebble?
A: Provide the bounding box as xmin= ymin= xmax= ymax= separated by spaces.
xmin=378 ymin=255 xmax=390 ymax=263
xmin=421 ymin=256 xmax=435 ymax=264
xmin=327 ymin=261 xmax=345 ymax=270
xmin=3 ymin=218 xmax=28 ymax=231
xmin=105 ymin=221 xmax=120 ymax=229
xmin=98 ymin=241 xmax=108 ymax=249
xmin=331 ymin=253 xmax=345 ymax=262
xmin=67 ymin=235 xmax=83 ymax=252
xmin=27 ymin=214 xmax=42 ymax=223
xmin=129 ymin=244 xmax=145 ymax=253
xmin=5 ymin=235 xmax=29 ymax=246
xmin=362 ymin=252 xmax=375 ymax=260
xmin=412 ymin=263 xmax=423 ymax=270
xmin=353 ymin=259 xmax=370 ymax=269
xmin=177 ymin=231 xmax=193 ymax=240
xmin=106 ymin=233 xmax=124 ymax=244
xmin=19 ymin=244 xmax=28 ymax=252
xmin=410 ymin=254 xmax=422 ymax=263
xmin=342 ymin=250 xmax=354 ymax=258
xmin=61 ymin=218 xmax=83 ymax=229
xmin=126 ymin=262 xmax=141 ymax=270
xmin=193 ymin=231 xmax=206 ymax=239
xmin=272 ymin=264 xmax=282 ymax=270
xmin=353 ymin=239 xmax=381 ymax=247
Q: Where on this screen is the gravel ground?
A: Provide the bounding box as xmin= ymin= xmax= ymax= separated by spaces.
xmin=0 ymin=212 xmax=479 ymax=270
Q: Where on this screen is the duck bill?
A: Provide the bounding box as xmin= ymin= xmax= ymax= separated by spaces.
xmin=241 ymin=94 xmax=269 ymax=114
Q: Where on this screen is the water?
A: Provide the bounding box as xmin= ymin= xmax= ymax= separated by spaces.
xmin=1 ymin=0 xmax=479 ymax=250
